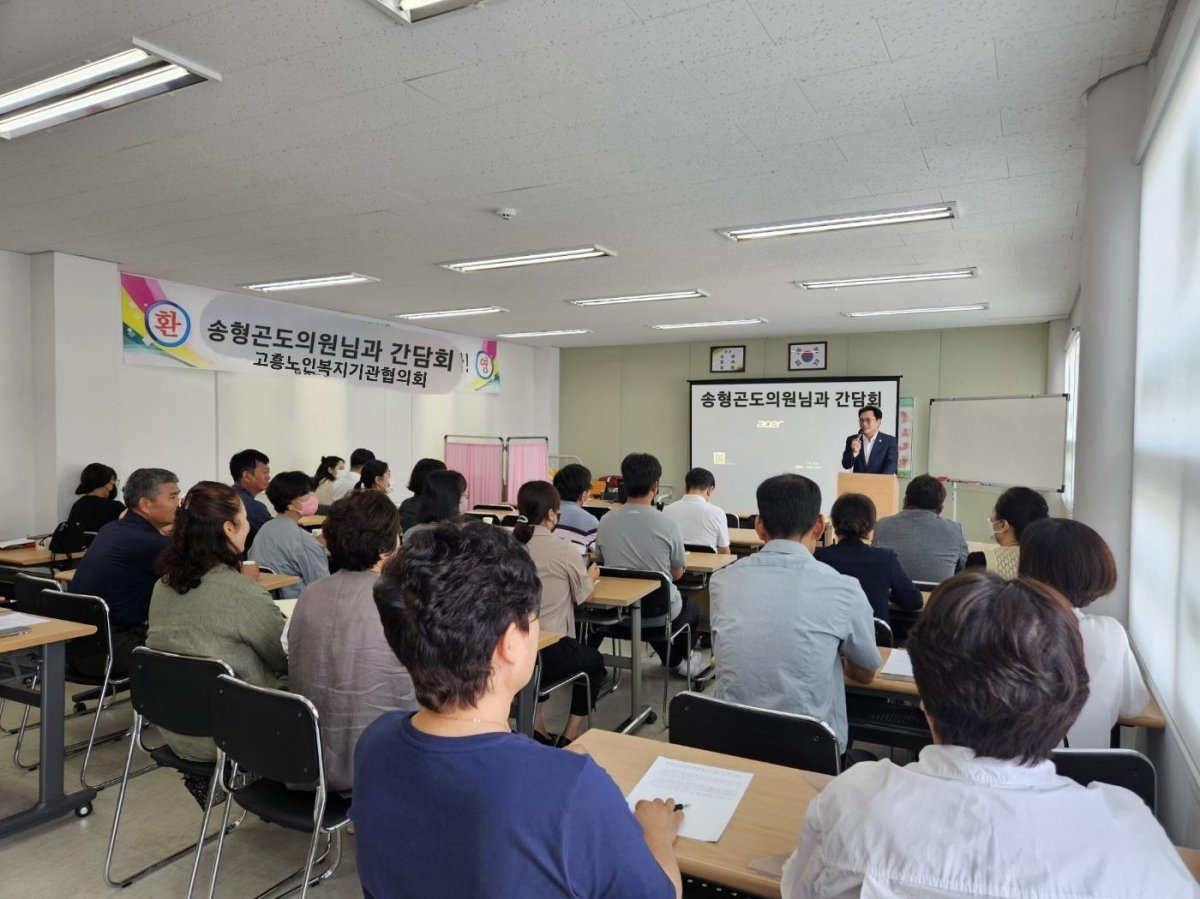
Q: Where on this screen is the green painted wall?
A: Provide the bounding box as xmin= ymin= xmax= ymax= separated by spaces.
xmin=559 ymin=323 xmax=1051 ymax=541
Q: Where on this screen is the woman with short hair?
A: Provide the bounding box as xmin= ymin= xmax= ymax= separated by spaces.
xmin=399 ymin=458 xmax=446 ymax=532
xmin=404 ymin=469 xmax=467 ymax=540
xmin=246 ymin=470 xmax=329 ymax=598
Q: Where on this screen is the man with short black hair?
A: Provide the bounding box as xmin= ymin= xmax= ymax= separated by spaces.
xmin=841 ymin=404 xmax=897 ymax=474
xmin=594 ymin=453 xmax=704 ymax=676
xmin=872 ymin=474 xmax=968 ymax=582
xmin=709 ymin=474 xmax=880 ymax=752
xmin=332 ymin=447 xmax=375 ymax=501
xmin=230 ymin=449 xmax=271 ymax=547
xmin=663 ymin=467 xmax=730 ymax=554
xmin=551 ymin=463 xmax=600 ymax=552
xmin=70 ymin=468 xmax=180 ymax=677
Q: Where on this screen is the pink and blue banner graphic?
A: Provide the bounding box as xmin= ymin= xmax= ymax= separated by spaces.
xmin=122 ymin=273 xmax=500 ymax=394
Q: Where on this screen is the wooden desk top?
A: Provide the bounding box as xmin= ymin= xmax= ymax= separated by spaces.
xmin=685 ymin=552 xmax=737 ymax=574
xmin=588 ymin=577 xmax=660 ymax=607
xmin=728 ymin=528 xmax=763 ymax=547
xmin=571 ymin=730 xmax=818 ymax=898
xmin=298 ymin=515 xmax=326 ymax=529
xmin=851 ymin=648 xmax=1165 ymax=730
xmin=584 ymin=500 xmax=622 ymax=511
xmin=0 ymin=609 xmax=96 ymax=652
xmin=0 ymin=545 xmax=83 ymax=567
xmin=538 ymin=630 xmax=561 ymax=651
xmin=57 ymin=568 xmax=300 ymax=594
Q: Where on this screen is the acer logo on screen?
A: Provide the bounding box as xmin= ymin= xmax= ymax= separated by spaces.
xmin=756 ymin=420 xmax=784 ymax=429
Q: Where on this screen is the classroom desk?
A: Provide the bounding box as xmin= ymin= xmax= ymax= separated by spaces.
xmin=584 ymin=500 xmax=622 ymax=512
xmin=0 ymin=610 xmax=98 ymax=835
xmin=570 ymin=729 xmax=818 ymax=898
xmin=685 ymin=552 xmax=737 ymax=575
xmin=728 ymin=528 xmax=764 ymax=549
xmin=54 ymin=568 xmax=300 ymax=597
xmin=586 ymin=576 xmax=660 ymax=734
xmin=513 ymin=630 xmax=562 ymax=737
xmin=0 ymin=545 xmax=83 ymax=568
xmin=297 ymin=515 xmax=325 ymax=530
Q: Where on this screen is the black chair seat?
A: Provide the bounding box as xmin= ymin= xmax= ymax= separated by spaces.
xmin=232 ymin=780 xmax=351 ymax=832
xmin=595 ymin=614 xmax=672 ymax=640
xmin=149 ymin=744 xmax=217 ymax=778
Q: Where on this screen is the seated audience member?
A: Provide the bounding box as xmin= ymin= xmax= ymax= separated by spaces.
xmin=312 ymin=455 xmax=344 ymax=509
xmin=551 ymin=463 xmax=601 ymax=552
xmin=966 ymin=485 xmax=1049 ymax=577
xmin=814 ymin=493 xmax=922 ymax=625
xmin=780 ymin=571 xmax=1197 ymax=898
xmin=229 ymin=448 xmax=272 ymax=547
xmin=288 ymin=490 xmax=416 ymax=793
xmin=354 ymin=522 xmax=683 ymax=898
xmin=331 ymin=447 xmax=374 ymax=501
xmin=871 ymin=474 xmax=967 ymax=582
xmin=709 ymin=475 xmax=880 ymax=754
xmin=594 ymin=453 xmax=704 ymax=677
xmin=68 ymin=462 xmax=125 ymax=537
xmin=147 ymin=482 xmax=287 ymax=800
xmin=246 ymin=471 xmax=329 ymax=599
xmin=512 ymin=481 xmax=606 ymax=746
xmin=354 ymin=459 xmax=392 ymax=493
xmin=1019 ymin=518 xmax=1150 ymax=748
xmin=399 ymin=458 xmax=446 ymax=531
xmin=663 ymin=467 xmax=731 ymax=554
xmin=404 ymin=469 xmax=468 ymax=540
xmin=70 ymin=468 xmax=180 ymax=677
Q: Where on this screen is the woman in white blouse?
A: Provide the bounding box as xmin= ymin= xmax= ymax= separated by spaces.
xmin=1018 ymin=517 xmax=1150 ymax=748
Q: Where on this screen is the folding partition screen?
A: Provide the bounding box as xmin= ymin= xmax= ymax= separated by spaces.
xmin=506 ymin=437 xmax=549 ymax=501
xmin=444 ymin=436 xmax=504 ymax=506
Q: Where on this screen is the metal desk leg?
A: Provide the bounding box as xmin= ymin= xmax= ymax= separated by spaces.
xmin=616 ymin=600 xmax=655 ymax=734
xmin=514 ymin=657 xmax=541 ymax=737
xmin=0 ymin=641 xmax=96 ymax=837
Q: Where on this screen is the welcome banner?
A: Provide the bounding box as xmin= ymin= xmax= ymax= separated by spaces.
xmin=121 ymin=273 xmax=500 ymax=394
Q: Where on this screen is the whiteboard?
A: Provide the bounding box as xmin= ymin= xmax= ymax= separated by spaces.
xmin=690 ymin=378 xmax=900 ymax=515
xmin=927 ymin=395 xmax=1067 ymax=491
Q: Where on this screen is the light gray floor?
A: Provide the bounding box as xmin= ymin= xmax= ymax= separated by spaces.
xmin=0 ymin=648 xmax=689 ymax=898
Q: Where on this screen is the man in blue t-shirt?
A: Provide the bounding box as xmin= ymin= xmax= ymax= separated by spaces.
xmin=352 ymin=521 xmax=682 ymax=898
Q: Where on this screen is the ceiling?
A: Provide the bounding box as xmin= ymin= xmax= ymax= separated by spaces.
xmin=0 ymin=0 xmax=1167 ymax=346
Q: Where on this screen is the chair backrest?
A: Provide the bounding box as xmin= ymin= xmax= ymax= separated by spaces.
xmin=211 ymin=674 xmax=324 ymax=788
xmin=873 ymin=618 xmax=894 ymax=647
xmin=911 ymin=580 xmax=940 ymax=593
xmin=599 ymin=567 xmax=673 ymax=622
xmin=669 ymin=691 xmax=841 ymax=775
xmin=129 ymin=646 xmax=234 ymax=736
xmin=39 ymin=589 xmax=112 ymax=659
xmin=1051 ymin=748 xmax=1157 ymax=812
xmin=461 ymin=512 xmax=497 ymax=525
xmin=500 ymin=514 xmax=521 ymax=527
xmin=586 ymin=505 xmax=610 ymax=520
xmin=473 ymin=504 xmax=514 ymax=515
xmin=725 ymin=513 xmax=739 ymax=528
xmin=684 ymin=543 xmax=716 ymax=554
xmin=13 ymin=572 xmax=60 ymax=614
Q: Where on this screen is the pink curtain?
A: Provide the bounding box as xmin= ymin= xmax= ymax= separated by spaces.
xmin=445 ymin=440 xmax=504 ymax=506
xmin=507 ymin=440 xmax=549 ymax=501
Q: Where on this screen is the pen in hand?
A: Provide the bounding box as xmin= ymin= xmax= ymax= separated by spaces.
xmin=673 ymin=803 xmax=688 ymax=811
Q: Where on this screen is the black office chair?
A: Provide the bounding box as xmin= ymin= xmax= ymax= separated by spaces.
xmin=590 ymin=568 xmax=693 ymax=723
xmin=1051 ymin=748 xmax=1156 ymax=813
xmin=473 ymin=504 xmax=515 ymax=516
xmin=208 ymin=675 xmax=351 ymax=899
xmin=679 ymin=543 xmax=716 ymax=594
xmin=586 ymin=505 xmax=611 ymax=520
xmin=669 ymin=691 xmax=841 ymax=775
xmin=873 ymin=618 xmax=894 ymax=648
xmin=460 ymin=512 xmax=497 ymax=525
xmin=724 ymin=513 xmax=739 ymax=529
xmin=105 ymin=647 xmax=242 ymax=892
xmin=500 ymin=514 xmax=521 ymax=527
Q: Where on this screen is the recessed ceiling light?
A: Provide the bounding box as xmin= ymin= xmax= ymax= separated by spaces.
xmin=241 ymin=273 xmax=380 ymax=292
xmin=843 ymin=304 xmax=989 ymax=318
xmin=797 ymin=268 xmax=977 ymax=290
xmin=439 ymin=246 xmax=614 ymax=273
xmin=496 ymin=329 xmax=592 ymax=339
xmin=569 ymin=290 xmax=709 ymax=307
xmin=0 ymin=41 xmax=216 ymax=140
xmin=361 ymin=0 xmax=476 ymax=24
xmin=650 ymin=319 xmax=766 ymax=330
xmin=395 ymin=306 xmax=507 ymax=320
xmin=718 ymin=204 xmax=956 ymax=241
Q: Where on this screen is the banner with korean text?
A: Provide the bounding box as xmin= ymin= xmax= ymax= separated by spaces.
xmin=121 ymin=273 xmax=500 ymax=394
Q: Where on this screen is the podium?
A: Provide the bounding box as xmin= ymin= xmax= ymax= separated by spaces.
xmin=836 ymin=473 xmax=900 ymax=519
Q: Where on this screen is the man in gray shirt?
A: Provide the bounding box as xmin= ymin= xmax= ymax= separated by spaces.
xmin=594 ymin=452 xmax=704 ymax=677
xmin=709 ymin=474 xmax=881 ymax=751
xmin=872 ymin=475 xmax=968 ymax=583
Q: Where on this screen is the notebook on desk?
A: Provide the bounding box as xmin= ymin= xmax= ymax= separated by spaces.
xmin=878 ymin=648 xmax=915 ymax=681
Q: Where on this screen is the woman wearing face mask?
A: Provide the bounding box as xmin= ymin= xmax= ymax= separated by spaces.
xmin=245 ymin=471 xmax=330 ymax=598
xmin=312 ymin=455 xmax=344 ymax=510
xmin=966 ymin=485 xmax=1050 ymax=578
xmin=68 ymin=462 xmax=124 ymax=537
xmin=147 ymin=481 xmax=288 ymax=800
xmin=355 ymin=459 xmax=392 ymax=494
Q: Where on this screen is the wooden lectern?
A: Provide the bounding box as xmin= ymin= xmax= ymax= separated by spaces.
xmin=836 ymin=473 xmax=900 ymax=519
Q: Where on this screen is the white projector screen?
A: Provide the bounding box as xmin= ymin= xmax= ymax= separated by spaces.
xmin=1130 ymin=23 xmax=1200 ymax=776
xmin=689 ymin=378 xmax=900 ymax=515
xmin=927 ymin=395 xmax=1068 ymax=491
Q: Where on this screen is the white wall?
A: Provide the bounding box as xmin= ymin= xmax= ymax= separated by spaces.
xmin=0 ymin=251 xmax=35 ymax=537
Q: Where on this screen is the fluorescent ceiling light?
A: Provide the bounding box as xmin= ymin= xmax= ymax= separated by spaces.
xmin=241 ymin=273 xmax=380 ymax=292
xmin=650 ymin=319 xmax=766 ymax=330
xmin=361 ymin=0 xmax=476 ymax=24
xmin=797 ymin=268 xmax=976 ymax=290
xmin=440 ymin=246 xmax=614 ymax=273
xmin=843 ymin=303 xmax=989 ymax=318
xmin=569 ymin=290 xmax=709 ymax=307
xmin=719 ymin=204 xmax=956 ymax=241
xmin=496 ymin=329 xmax=592 ymax=339
xmin=395 ymin=306 xmax=507 ymax=320
xmin=0 ymin=43 xmax=215 ymax=140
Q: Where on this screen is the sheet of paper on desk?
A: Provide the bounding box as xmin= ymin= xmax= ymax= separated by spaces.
xmin=626 ymin=756 xmax=753 ymax=842
xmin=0 ymin=538 xmax=35 ymax=549
xmin=0 ymin=612 xmax=50 ymax=628
xmin=879 ymin=648 xmax=914 ymax=680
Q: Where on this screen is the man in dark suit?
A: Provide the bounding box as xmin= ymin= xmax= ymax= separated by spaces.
xmin=841 ymin=404 xmax=898 ymax=474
